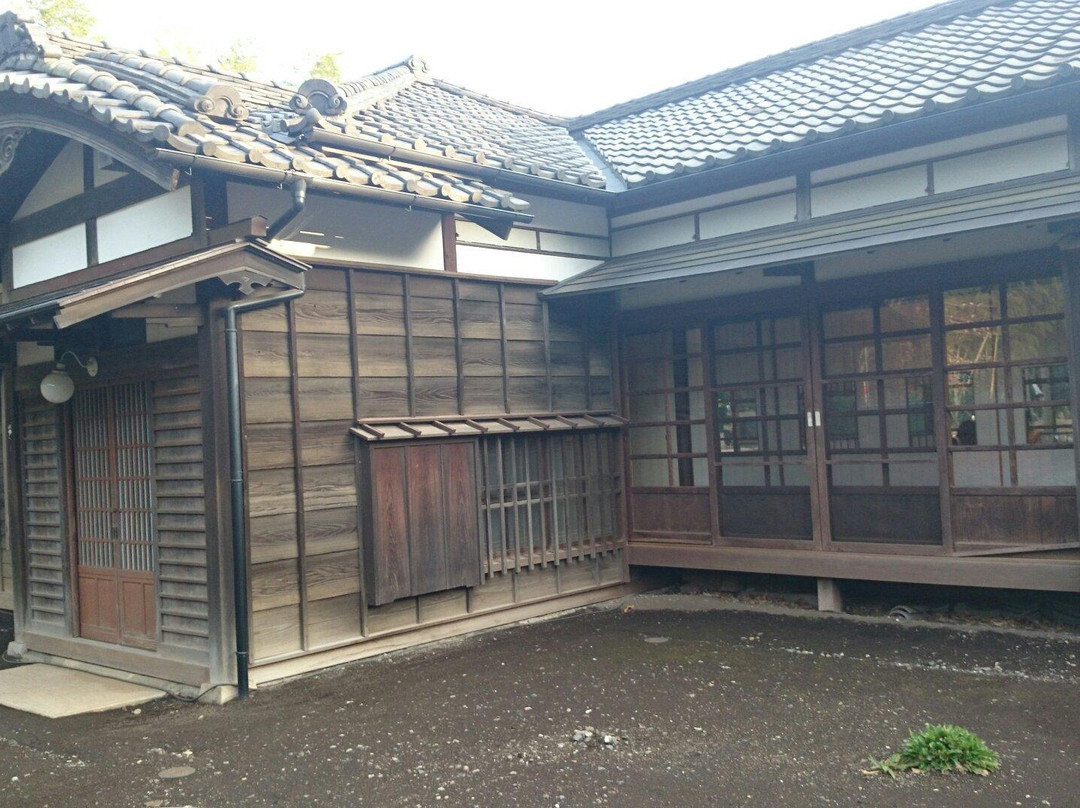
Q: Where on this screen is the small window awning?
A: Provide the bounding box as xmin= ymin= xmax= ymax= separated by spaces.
xmin=351 ymin=412 xmax=627 ymax=442
xmin=0 ymin=240 xmax=308 ymax=330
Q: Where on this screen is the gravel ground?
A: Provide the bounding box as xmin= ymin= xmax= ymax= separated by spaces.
xmin=0 ymin=596 xmax=1078 ymax=807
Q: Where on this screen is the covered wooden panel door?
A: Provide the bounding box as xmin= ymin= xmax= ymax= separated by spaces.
xmin=72 ymin=382 xmax=156 ymax=648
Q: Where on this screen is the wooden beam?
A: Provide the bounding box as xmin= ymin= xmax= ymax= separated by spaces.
xmin=627 ymin=542 xmax=1080 ymax=592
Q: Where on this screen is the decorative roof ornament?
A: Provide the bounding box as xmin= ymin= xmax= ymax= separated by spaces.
xmin=0 ymin=12 xmax=61 ymax=61
xmin=290 ymin=55 xmax=428 ymax=118
xmin=86 ymin=53 xmax=250 ymax=121
xmin=0 ymin=126 xmax=29 ymax=177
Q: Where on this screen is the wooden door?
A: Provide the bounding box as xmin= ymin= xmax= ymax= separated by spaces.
xmin=711 ymin=313 xmax=816 ymax=542
xmin=72 ymin=382 xmax=156 ymax=649
xmin=817 ymin=295 xmax=944 ymax=546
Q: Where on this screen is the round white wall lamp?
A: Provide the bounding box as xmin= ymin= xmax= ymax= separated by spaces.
xmin=39 ymin=351 xmax=98 ymax=405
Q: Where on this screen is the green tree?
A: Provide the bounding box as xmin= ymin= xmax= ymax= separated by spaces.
xmin=24 ymin=0 xmax=95 ymax=37
xmin=218 ymin=39 xmax=257 ymax=75
xmin=310 ymin=52 xmax=343 ymax=82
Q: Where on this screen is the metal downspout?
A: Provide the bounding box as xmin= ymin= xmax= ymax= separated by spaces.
xmin=224 ymin=286 xmax=305 ymax=699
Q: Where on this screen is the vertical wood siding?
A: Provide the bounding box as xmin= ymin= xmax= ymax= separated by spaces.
xmin=239 ymin=266 xmax=623 ymax=664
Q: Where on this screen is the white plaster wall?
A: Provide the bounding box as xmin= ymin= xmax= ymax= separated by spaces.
xmin=611 ymin=216 xmax=696 ymax=257
xmin=14 ymin=140 xmax=84 ymax=220
xmin=96 ymin=186 xmax=193 ymax=263
xmin=456 ymin=245 xmax=600 ymax=281
xmin=932 ymin=135 xmax=1070 ymax=194
xmin=11 ymin=224 xmax=87 ymax=288
xmin=698 ymin=193 xmax=797 ymax=239
xmin=811 ymin=166 xmax=928 ymax=217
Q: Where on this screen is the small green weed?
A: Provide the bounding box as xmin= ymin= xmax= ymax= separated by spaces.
xmin=864 ymin=725 xmax=1001 ymax=778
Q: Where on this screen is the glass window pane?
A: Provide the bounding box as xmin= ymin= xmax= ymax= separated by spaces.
xmin=773 ymin=347 xmax=802 ymax=379
xmin=629 ymin=426 xmax=670 ymax=456
xmin=1014 ymin=405 xmax=1072 ymax=445
xmin=692 ymin=457 xmax=710 ymax=486
xmin=781 ymin=461 xmax=810 ymax=486
xmin=685 ymin=328 xmax=703 ymax=353
xmin=627 ymin=360 xmax=674 ymax=391
xmin=1007 ymin=276 xmax=1064 ymax=318
xmin=824 ymin=306 xmax=873 ymax=338
xmin=953 ymin=450 xmax=1006 ymax=487
xmin=1016 ymin=364 xmax=1070 ymax=403
xmin=948 ymin=369 xmax=1004 ymax=406
xmin=944 ymin=285 xmax=1000 ymax=325
xmin=720 ymin=462 xmax=765 ymax=486
xmin=825 ymin=340 xmax=876 ymax=375
xmin=831 ymin=459 xmax=884 ymax=486
xmin=1009 ymin=320 xmax=1066 ymax=361
xmin=717 ymin=351 xmax=760 ymax=384
xmin=882 ymin=334 xmax=931 ymax=370
xmin=714 ymin=320 xmax=758 ymax=350
xmin=631 ymin=458 xmax=669 ymax=487
xmin=880 ymin=296 xmax=930 ymax=332
xmin=779 ymin=418 xmax=804 ymax=452
xmin=628 ymin=393 xmax=669 ymax=423
xmin=945 ymin=326 xmax=1002 ymax=366
xmin=773 ymin=384 xmax=803 ymax=416
xmin=773 ymin=316 xmax=801 ymax=344
xmin=1017 ymin=449 xmax=1076 ymax=486
xmin=889 ymin=456 xmax=939 ymax=486
xmin=885 ymin=375 xmax=932 ymax=408
xmin=625 ymin=331 xmax=672 ymax=361
xmin=691 ymin=424 xmax=708 ymax=454
xmin=950 ymin=409 xmax=1007 ymax=446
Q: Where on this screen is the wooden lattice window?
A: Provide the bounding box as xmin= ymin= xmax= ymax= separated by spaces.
xmin=478 ymin=431 xmax=622 ymax=576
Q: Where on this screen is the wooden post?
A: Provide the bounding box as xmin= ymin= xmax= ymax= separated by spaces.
xmin=816 ymin=577 xmax=844 ymax=613
xmin=1059 ymin=242 xmax=1080 ymax=533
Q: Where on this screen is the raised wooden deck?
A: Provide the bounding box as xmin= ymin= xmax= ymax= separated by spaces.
xmin=627 ymin=542 xmax=1080 ymax=592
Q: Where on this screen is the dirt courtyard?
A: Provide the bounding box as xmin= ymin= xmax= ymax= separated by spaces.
xmin=0 ymin=595 xmax=1077 ymax=807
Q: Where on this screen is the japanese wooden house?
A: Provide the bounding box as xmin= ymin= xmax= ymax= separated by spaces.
xmin=0 ymin=0 xmax=1078 ymax=699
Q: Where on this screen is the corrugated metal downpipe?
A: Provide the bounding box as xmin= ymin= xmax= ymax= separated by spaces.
xmin=224 ymin=286 xmax=305 ymax=699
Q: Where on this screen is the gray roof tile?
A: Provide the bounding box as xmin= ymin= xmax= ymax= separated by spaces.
xmin=576 ymin=0 xmax=1080 ymax=187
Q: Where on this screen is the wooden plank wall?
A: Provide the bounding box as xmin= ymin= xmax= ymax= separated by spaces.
xmin=18 ymin=396 xmax=67 ymax=632
xmin=239 ymin=266 xmax=620 ymax=664
xmin=151 ymin=371 xmax=211 ymax=653
xmin=0 ymin=458 xmax=9 ymax=607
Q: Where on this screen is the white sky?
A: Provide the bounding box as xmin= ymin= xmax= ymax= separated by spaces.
xmin=55 ymin=0 xmax=943 ymax=117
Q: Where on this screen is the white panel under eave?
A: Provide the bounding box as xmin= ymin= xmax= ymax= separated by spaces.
xmin=14 ymin=140 xmax=84 ymax=220
xmin=96 ymin=187 xmax=194 ymax=264
xmin=698 ymin=193 xmax=797 ymax=240
xmin=611 ymin=216 xmax=696 ymax=256
xmin=228 ymin=183 xmax=444 ymax=270
xmin=811 ymin=166 xmax=928 ymax=218
xmin=524 ymin=195 xmax=609 ymax=237
xmin=456 ymin=245 xmax=600 ymax=281
xmin=932 ymin=136 xmax=1070 ymax=195
xmin=11 ymin=224 xmax=88 ymax=288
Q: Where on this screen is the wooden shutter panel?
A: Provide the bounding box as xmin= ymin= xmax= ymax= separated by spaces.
xmin=364 ymin=440 xmax=480 ymax=606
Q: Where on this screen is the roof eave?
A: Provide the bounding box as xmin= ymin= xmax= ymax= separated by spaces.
xmin=605 ymin=79 xmax=1080 ymax=214
xmin=154 ymin=148 xmax=535 ymax=225
xmin=306 ymin=128 xmax=615 ymax=204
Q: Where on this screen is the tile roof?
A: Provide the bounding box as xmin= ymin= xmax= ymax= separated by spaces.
xmin=0 ymin=13 xmax=596 ymax=216
xmin=574 ymin=0 xmax=1080 ymax=187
